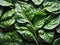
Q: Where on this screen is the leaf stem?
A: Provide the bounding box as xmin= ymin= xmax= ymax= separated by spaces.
xmin=28 ymin=22 xmax=39 ymax=45
xmin=23 ymin=13 xmax=39 ymax=45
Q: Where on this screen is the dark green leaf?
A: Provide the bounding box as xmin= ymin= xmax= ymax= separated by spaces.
xmin=33 ymin=18 xmax=44 ymax=31
xmin=25 ymin=43 xmax=36 ymax=45
xmin=0 ymin=17 xmax=15 ymax=28
xmin=56 ymin=25 xmax=60 ymax=34
xmin=15 ymin=23 xmax=28 ymax=30
xmin=17 ymin=30 xmax=34 ymax=41
xmin=38 ymin=29 xmax=54 ymax=43
xmin=1 ymin=31 xmax=23 ymax=45
xmin=52 ymin=38 xmax=60 ymax=45
xmin=1 ymin=9 xmax=15 ymax=21
xmin=15 ymin=2 xmax=35 ymax=23
xmin=43 ymin=15 xmax=60 ymax=30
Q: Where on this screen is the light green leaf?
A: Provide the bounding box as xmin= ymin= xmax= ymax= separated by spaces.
xmin=32 ymin=0 xmax=43 ymax=5
xmin=15 ymin=3 xmax=29 ymax=23
xmin=0 ymin=0 xmax=13 ymax=6
xmin=43 ymin=0 xmax=60 ymax=13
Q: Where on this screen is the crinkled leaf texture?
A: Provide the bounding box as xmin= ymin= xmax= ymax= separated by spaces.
xmin=43 ymin=15 xmax=60 ymax=30
xmin=43 ymin=0 xmax=60 ymax=13
xmin=38 ymin=29 xmax=54 ymax=43
xmin=0 ymin=0 xmax=60 ymax=45
xmin=0 ymin=31 xmax=23 ymax=45
xmin=0 ymin=9 xmax=15 ymax=28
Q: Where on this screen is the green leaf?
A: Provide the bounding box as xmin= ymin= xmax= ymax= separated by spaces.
xmin=15 ymin=2 xmax=42 ymax=45
xmin=4 ymin=31 xmax=21 ymax=39
xmin=1 ymin=31 xmax=23 ymax=45
xmin=32 ymin=0 xmax=43 ymax=5
xmin=1 ymin=9 xmax=15 ymax=21
xmin=33 ymin=18 xmax=44 ymax=30
xmin=15 ymin=2 xmax=35 ymax=23
xmin=17 ymin=30 xmax=34 ymax=41
xmin=52 ymin=38 xmax=60 ymax=45
xmin=1 ymin=39 xmax=23 ymax=45
xmin=35 ymin=11 xmax=46 ymax=16
xmin=56 ymin=25 xmax=60 ymax=34
xmin=15 ymin=3 xmax=29 ymax=23
xmin=0 ymin=17 xmax=15 ymax=28
xmin=15 ymin=23 xmax=28 ymax=30
xmin=38 ymin=29 xmax=54 ymax=43
xmin=0 ymin=0 xmax=60 ymax=45
xmin=43 ymin=0 xmax=60 ymax=13
xmin=43 ymin=15 xmax=60 ymax=30
xmin=0 ymin=0 xmax=13 ymax=6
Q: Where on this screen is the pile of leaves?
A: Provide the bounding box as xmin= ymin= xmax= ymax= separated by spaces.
xmin=0 ymin=0 xmax=60 ymax=45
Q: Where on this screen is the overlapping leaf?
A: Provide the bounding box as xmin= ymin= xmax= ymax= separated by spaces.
xmin=38 ymin=29 xmax=54 ymax=43
xmin=0 ymin=0 xmax=13 ymax=6
xmin=0 ymin=9 xmax=15 ymax=21
xmin=32 ymin=0 xmax=43 ymax=5
xmin=1 ymin=31 xmax=23 ymax=45
xmin=0 ymin=0 xmax=60 ymax=45
xmin=52 ymin=38 xmax=60 ymax=45
xmin=43 ymin=15 xmax=60 ymax=30
xmin=0 ymin=17 xmax=15 ymax=28
xmin=43 ymin=0 xmax=60 ymax=13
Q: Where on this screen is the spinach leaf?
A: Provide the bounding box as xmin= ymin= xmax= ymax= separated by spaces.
xmin=0 ymin=0 xmax=60 ymax=45
xmin=0 ymin=17 xmax=15 ymax=28
xmin=0 ymin=9 xmax=15 ymax=21
xmin=32 ymin=0 xmax=43 ymax=5
xmin=43 ymin=15 xmax=60 ymax=30
xmin=56 ymin=25 xmax=60 ymax=34
xmin=52 ymin=38 xmax=60 ymax=45
xmin=38 ymin=29 xmax=54 ymax=43
xmin=1 ymin=31 xmax=23 ymax=45
xmin=0 ymin=0 xmax=13 ymax=6
xmin=43 ymin=0 xmax=60 ymax=13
